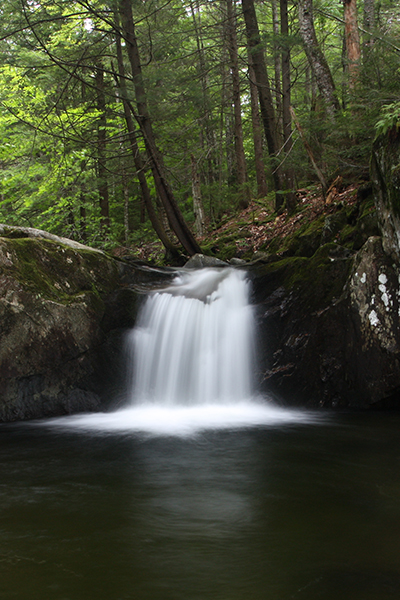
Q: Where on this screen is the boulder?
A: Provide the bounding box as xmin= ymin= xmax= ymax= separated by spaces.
xmin=371 ymin=130 xmax=400 ymax=260
xmin=0 ymin=229 xmax=133 ymax=421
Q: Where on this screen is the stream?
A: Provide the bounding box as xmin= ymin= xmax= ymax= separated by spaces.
xmin=0 ymin=412 xmax=399 ymax=599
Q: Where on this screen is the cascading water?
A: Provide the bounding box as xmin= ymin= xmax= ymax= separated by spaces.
xmin=128 ymin=268 xmax=255 ymax=406
xmin=44 ymin=267 xmax=316 ymax=435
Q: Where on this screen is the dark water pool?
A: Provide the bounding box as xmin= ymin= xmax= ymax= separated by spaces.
xmin=0 ymin=411 xmax=400 ymax=599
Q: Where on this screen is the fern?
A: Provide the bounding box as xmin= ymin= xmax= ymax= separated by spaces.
xmin=375 ymin=102 xmax=400 ymax=137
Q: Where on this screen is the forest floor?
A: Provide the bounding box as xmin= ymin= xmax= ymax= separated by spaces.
xmin=115 ymin=182 xmax=361 ymax=265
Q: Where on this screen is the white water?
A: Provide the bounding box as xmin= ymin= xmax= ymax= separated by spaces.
xmin=128 ymin=268 xmax=255 ymax=405
xmin=44 ymin=268 xmax=319 ymax=436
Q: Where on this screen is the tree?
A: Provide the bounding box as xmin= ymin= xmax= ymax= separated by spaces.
xmin=113 ymin=13 xmax=178 ymax=255
xmin=248 ymin=57 xmax=268 ymax=198
xmin=118 ymin=0 xmax=201 ymax=256
xmin=280 ymin=0 xmax=296 ymax=213
xmin=298 ymin=0 xmax=340 ymax=119
xmin=226 ymin=0 xmax=250 ymax=209
xmin=95 ymin=61 xmax=110 ymax=231
xmin=343 ymin=0 xmax=361 ymax=89
xmin=241 ymin=0 xmax=283 ymax=209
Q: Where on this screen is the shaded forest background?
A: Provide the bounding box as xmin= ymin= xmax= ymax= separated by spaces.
xmin=0 ymin=0 xmax=399 ymax=260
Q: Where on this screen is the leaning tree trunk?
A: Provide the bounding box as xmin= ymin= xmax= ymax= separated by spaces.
xmin=113 ymin=19 xmax=178 ymax=255
xmin=118 ymin=0 xmax=201 ymax=256
xmin=298 ymin=0 xmax=340 ymax=119
xmin=241 ymin=0 xmax=284 ymax=210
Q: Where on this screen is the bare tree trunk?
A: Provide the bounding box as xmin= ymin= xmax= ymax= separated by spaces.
xmin=95 ymin=63 xmax=110 ymax=231
xmin=248 ymin=59 xmax=268 ymax=198
xmin=191 ymin=154 xmax=206 ymax=237
xmin=298 ymin=0 xmax=340 ymax=119
xmin=343 ymin=0 xmax=361 ymax=88
xmin=189 ymin=1 xmax=216 ymax=187
xmin=119 ymin=0 xmax=201 ymax=256
xmin=241 ymin=0 xmax=284 ymax=210
xmin=114 ymin=16 xmax=178 ymax=255
xmin=227 ymin=0 xmax=250 ymax=209
xmin=280 ymin=0 xmax=296 ymax=213
xmin=79 ymin=204 xmax=87 ymax=243
xmin=363 ymin=0 xmax=375 ymax=52
xmin=271 ymin=0 xmax=283 ymax=142
xmin=122 ymin=168 xmax=130 ymax=246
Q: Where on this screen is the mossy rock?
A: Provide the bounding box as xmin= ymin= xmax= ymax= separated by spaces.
xmin=0 ymin=235 xmax=127 ymax=421
xmin=251 ymin=242 xmax=352 ymax=312
xmin=0 ymin=237 xmax=119 ymax=305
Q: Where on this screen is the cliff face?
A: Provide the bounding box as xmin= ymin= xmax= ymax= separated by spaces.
xmin=251 ymin=236 xmax=400 ymax=408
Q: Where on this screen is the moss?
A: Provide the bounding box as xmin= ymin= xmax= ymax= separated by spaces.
xmin=339 ymin=224 xmax=356 ymax=249
xmin=264 ymin=214 xmax=326 ymax=257
xmin=213 ymin=242 xmax=237 ymax=262
xmin=1 ymin=237 xmax=119 ymax=305
xmin=255 ymin=243 xmax=352 ymax=312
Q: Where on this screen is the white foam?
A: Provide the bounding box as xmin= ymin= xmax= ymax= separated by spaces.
xmin=41 ymin=399 xmax=320 ymax=437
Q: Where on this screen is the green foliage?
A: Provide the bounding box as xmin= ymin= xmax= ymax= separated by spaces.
xmin=375 ymin=102 xmax=400 ymax=137
xmin=0 ymin=0 xmax=397 ymax=257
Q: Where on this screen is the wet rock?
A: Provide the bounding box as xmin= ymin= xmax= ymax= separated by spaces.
xmin=0 ymin=234 xmax=133 ymax=421
xmin=371 ymin=130 xmax=400 ymax=260
xmin=184 ymin=253 xmax=229 ymax=269
xmin=251 ymin=237 xmax=400 ymax=409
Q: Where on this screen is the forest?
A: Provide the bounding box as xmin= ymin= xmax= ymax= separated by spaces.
xmin=0 ymin=0 xmax=399 ymax=260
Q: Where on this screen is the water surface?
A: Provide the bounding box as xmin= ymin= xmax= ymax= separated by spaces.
xmin=0 ymin=411 xmax=400 ymax=599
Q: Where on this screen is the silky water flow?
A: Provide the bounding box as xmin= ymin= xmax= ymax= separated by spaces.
xmin=47 ymin=267 xmax=315 ymax=435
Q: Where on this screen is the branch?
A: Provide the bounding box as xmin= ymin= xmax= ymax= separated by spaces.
xmin=315 ymin=7 xmax=400 ymax=54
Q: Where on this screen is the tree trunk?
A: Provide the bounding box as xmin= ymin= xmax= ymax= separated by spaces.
xmin=227 ymin=0 xmax=250 ymax=209
xmin=343 ymin=0 xmax=361 ymax=88
xmin=241 ymin=0 xmax=284 ymax=210
xmin=363 ymin=0 xmax=375 ymax=52
xmin=271 ymin=0 xmax=283 ymax=141
xmin=248 ymin=59 xmax=268 ymax=198
xmin=113 ymin=18 xmax=178 ymax=255
xmin=280 ymin=0 xmax=296 ymax=213
xmin=191 ymin=154 xmax=206 ymax=237
xmin=298 ymin=0 xmax=340 ymax=119
xmin=118 ymin=0 xmax=201 ymax=256
xmin=95 ymin=64 xmax=110 ymax=231
xmin=189 ymin=1 xmax=216 ymax=188
xmin=122 ymin=168 xmax=130 ymax=246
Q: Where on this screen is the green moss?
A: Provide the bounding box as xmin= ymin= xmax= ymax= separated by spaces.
xmin=339 ymin=224 xmax=356 ymax=249
xmin=1 ymin=237 xmax=119 ymax=304
xmin=264 ymin=214 xmax=326 ymax=257
xmin=256 ymin=243 xmax=352 ymax=312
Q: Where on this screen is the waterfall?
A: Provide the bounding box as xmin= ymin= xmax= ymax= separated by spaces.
xmin=128 ymin=268 xmax=255 ymax=406
xmin=43 ymin=268 xmax=317 ymax=435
